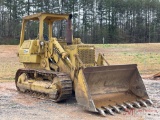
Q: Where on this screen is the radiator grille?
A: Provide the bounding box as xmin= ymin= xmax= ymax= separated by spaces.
xmin=78 ymin=45 xmax=95 ymax=65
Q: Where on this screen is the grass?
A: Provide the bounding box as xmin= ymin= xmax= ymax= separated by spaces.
xmin=0 ymin=45 xmax=23 ymax=81
xmin=0 ymin=44 xmax=160 ymax=81
xmin=0 ymin=61 xmax=23 ymax=81
xmin=95 ymin=43 xmax=160 ymax=75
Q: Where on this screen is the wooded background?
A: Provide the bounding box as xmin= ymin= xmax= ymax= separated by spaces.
xmin=1 ymin=0 xmax=160 ymax=44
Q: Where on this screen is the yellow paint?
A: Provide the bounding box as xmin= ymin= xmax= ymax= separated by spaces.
xmin=17 ymin=13 xmax=148 ymax=113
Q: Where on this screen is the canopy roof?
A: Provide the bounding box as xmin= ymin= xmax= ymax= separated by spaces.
xmin=23 ymin=13 xmax=70 ymax=22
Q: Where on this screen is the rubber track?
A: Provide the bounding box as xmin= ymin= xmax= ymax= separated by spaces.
xmin=15 ymin=68 xmax=73 ymax=102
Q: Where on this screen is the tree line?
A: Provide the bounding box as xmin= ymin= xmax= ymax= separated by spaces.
xmin=1 ymin=0 xmax=160 ymax=44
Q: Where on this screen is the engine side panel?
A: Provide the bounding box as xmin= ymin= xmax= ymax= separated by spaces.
xmin=19 ymin=40 xmax=40 ymax=63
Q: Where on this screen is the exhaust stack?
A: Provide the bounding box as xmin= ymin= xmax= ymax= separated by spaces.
xmin=66 ymin=14 xmax=72 ymax=45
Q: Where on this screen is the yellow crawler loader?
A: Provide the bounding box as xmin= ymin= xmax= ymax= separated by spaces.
xmin=15 ymin=13 xmax=153 ymax=116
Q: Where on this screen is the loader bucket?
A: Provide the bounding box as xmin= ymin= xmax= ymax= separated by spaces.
xmin=75 ymin=64 xmax=152 ymax=116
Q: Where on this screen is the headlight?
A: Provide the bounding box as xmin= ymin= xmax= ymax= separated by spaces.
xmin=40 ymin=41 xmax=44 ymax=46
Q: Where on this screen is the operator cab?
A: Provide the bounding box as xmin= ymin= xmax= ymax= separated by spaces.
xmin=20 ymin=13 xmax=76 ymax=46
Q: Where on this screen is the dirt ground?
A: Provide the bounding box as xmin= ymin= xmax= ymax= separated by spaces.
xmin=0 ymin=45 xmax=160 ymax=120
xmin=0 ymin=80 xmax=160 ymax=120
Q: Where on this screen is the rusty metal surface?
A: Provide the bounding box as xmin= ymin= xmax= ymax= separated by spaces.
xmin=75 ymin=64 xmax=152 ymax=116
xmin=83 ymin=64 xmax=148 ymax=97
xmin=66 ymin=14 xmax=72 ymax=45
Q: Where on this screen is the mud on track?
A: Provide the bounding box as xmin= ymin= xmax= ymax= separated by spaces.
xmin=0 ymin=80 xmax=159 ymax=120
